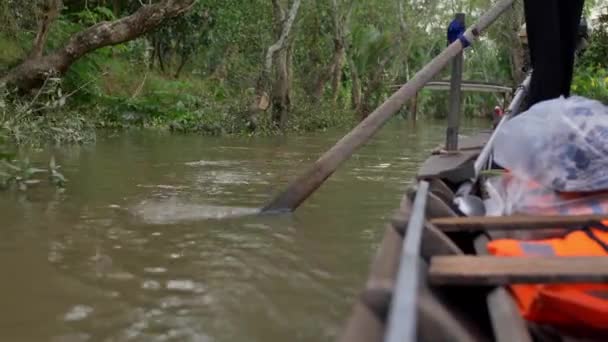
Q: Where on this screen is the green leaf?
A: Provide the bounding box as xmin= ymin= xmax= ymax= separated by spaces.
xmin=93 ymin=6 xmax=116 ymax=20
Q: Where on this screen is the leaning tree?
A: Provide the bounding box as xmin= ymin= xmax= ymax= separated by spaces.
xmin=1 ymin=0 xmax=196 ymax=91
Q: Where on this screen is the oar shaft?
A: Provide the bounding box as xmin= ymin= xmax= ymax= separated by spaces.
xmin=263 ymin=0 xmax=516 ymax=213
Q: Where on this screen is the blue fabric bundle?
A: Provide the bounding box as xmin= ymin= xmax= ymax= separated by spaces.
xmin=447 ymin=18 xmax=467 ymax=46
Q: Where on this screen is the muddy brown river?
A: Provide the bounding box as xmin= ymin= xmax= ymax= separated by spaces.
xmin=0 ymin=119 xmax=487 ymax=342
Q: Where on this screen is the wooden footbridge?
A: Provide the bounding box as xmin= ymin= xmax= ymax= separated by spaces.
xmin=391 ymin=80 xmax=513 ymax=94
xmin=392 ymin=79 xmax=513 ymax=123
xmin=257 ymin=0 xmax=608 ymax=340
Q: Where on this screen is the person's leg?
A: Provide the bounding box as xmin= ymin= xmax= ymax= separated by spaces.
xmin=524 ymin=0 xmax=563 ymax=106
xmin=558 ymin=0 xmax=585 ymax=97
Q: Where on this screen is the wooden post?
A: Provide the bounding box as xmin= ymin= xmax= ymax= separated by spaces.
xmin=446 ymin=13 xmax=465 ymax=151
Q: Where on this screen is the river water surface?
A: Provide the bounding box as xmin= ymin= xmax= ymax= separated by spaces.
xmin=0 ymin=119 xmax=487 ymax=342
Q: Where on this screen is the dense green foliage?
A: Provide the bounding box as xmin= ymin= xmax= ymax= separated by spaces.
xmin=574 ymin=4 xmax=608 ymax=103
xmin=0 ymin=0 xmax=606 ymax=147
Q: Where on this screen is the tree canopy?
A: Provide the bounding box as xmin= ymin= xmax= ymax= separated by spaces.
xmin=0 ymin=0 xmax=606 ymax=140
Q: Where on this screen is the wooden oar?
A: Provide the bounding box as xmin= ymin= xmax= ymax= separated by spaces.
xmin=429 ymin=256 xmax=608 ymax=285
xmin=262 ymin=0 xmax=517 ymax=213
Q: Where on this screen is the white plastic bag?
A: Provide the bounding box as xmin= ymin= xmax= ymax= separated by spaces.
xmin=494 ymin=96 xmax=608 ymax=192
xmin=484 ymin=174 xmax=608 ymax=216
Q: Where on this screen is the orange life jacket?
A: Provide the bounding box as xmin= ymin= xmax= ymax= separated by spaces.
xmin=487 ymin=226 xmax=608 ymax=329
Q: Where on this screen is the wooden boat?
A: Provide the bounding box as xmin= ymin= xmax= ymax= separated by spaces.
xmin=337 ymin=129 xmax=608 ymax=342
xmin=256 ymin=3 xmax=607 ymax=340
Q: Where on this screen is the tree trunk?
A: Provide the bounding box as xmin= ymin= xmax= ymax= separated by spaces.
xmin=311 ymin=72 xmax=327 ymax=103
xmin=2 ymin=0 xmax=195 ymax=91
xmin=397 ymin=0 xmax=407 ymax=34
xmin=396 ymin=0 xmax=411 ymax=84
xmin=286 ymin=42 xmax=294 ymax=113
xmin=272 ymin=48 xmax=290 ymax=129
xmin=149 ymin=36 xmax=157 ymax=69
xmin=271 ymin=2 xmax=297 ymax=129
xmin=359 ymin=51 xmax=394 ymax=120
xmin=329 ymin=38 xmax=345 ymax=106
xmin=174 ymin=54 xmax=188 ymax=78
xmin=510 ymin=41 xmax=526 ymax=84
xmin=157 ymin=39 xmax=167 ymax=73
xmin=327 ymin=9 xmax=342 ymax=105
xmin=329 ymin=0 xmax=353 ymax=107
xmin=505 ymin=2 xmax=525 ymax=84
xmin=112 ymin=0 xmax=120 ymax=16
xmin=251 ymin=0 xmax=301 ymax=125
xmin=349 ymin=56 xmax=361 ymax=113
xmin=308 ymin=50 xmax=328 ymax=103
xmin=29 ymin=0 xmax=63 ymax=59
xmin=210 ymin=46 xmax=232 ymax=82
xmin=173 ymin=36 xmax=189 ymax=78
xmin=304 ymin=1 xmax=326 ymax=102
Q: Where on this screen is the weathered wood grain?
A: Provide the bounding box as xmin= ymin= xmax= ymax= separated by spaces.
xmin=430 ymin=256 xmax=608 ymax=285
xmin=432 ymin=214 xmax=608 ymax=232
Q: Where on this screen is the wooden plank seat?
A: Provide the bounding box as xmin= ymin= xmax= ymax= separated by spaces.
xmin=429 ymin=256 xmax=608 ymax=286
xmin=431 ymin=214 xmax=608 ymax=232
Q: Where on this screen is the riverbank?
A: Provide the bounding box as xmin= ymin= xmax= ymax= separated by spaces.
xmin=1 ymin=58 xmax=357 ymax=147
xmin=1 ymin=28 xmax=360 ymax=147
xmin=1 ymin=20 xmax=606 ymax=149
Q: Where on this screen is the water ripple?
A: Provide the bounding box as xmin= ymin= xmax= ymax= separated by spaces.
xmin=131 ymin=197 xmax=259 ymax=224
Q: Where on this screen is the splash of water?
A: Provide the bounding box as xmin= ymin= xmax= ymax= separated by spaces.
xmin=131 ymin=197 xmax=260 ymax=225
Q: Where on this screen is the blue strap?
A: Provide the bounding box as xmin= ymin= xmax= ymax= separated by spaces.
xmin=458 ymin=34 xmax=471 ymax=48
